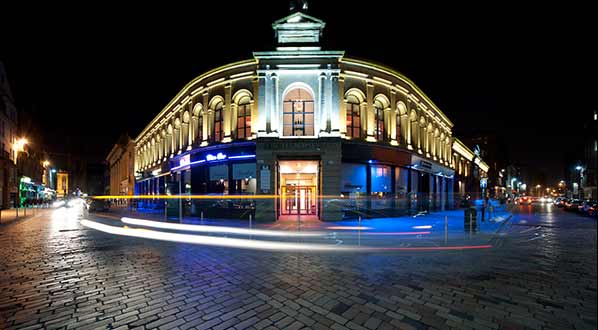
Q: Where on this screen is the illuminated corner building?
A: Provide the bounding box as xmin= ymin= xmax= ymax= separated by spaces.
xmin=133 ymin=8 xmax=489 ymax=221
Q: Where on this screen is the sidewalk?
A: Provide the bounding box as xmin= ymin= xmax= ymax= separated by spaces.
xmin=0 ymin=207 xmax=48 ymax=225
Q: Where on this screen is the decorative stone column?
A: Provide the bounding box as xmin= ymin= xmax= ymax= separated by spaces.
xmin=271 ymin=73 xmax=279 ymax=134
xmin=330 ymin=71 xmax=340 ymax=135
xmin=251 ymin=77 xmax=259 ymax=138
xmin=223 ymin=84 xmax=232 ymax=143
xmin=231 ymin=102 xmax=238 ymax=140
xmin=406 ymin=113 xmax=413 ymax=150
xmin=389 ymin=91 xmax=397 ymax=145
xmin=366 ymin=83 xmax=375 ymax=141
xmin=338 ymin=76 xmax=346 ymax=137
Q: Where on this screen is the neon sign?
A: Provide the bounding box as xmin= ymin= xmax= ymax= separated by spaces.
xmin=206 ymin=152 xmax=227 ymax=161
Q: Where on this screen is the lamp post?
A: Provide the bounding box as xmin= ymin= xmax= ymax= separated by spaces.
xmin=13 ymin=138 xmax=28 ymax=217
xmin=575 ymin=165 xmax=584 ymax=199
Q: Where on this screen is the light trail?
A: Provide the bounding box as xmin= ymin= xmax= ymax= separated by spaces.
xmin=363 ymin=231 xmax=431 ymax=235
xmin=412 ymin=225 xmax=433 ymax=229
xmin=121 ymin=217 xmax=326 ymax=237
xmin=82 ymin=220 xmax=493 ymax=253
xmin=82 ymin=220 xmax=355 ymax=252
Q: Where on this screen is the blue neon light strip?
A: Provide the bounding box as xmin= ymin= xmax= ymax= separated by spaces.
xmin=170 ymin=154 xmax=256 ymax=171
xmin=228 ymin=155 xmax=256 ymax=160
xmin=171 ymin=159 xmax=205 ymax=171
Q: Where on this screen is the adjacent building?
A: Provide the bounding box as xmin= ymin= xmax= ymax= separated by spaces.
xmin=133 ymin=9 xmax=489 ymax=221
xmin=581 ymin=111 xmax=597 ymax=199
xmin=0 ymin=62 xmax=19 ymax=209
xmin=106 ymin=134 xmax=135 ymax=206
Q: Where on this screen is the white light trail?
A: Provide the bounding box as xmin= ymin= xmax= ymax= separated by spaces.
xmin=81 ymin=220 xmax=355 ymax=252
xmin=120 ymin=217 xmax=326 ymax=237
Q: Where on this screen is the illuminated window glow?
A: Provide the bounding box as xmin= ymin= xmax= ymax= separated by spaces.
xmin=283 ymin=87 xmax=314 ymax=136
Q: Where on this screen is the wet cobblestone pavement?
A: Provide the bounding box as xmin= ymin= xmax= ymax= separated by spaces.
xmin=1 ymin=205 xmax=596 ymax=329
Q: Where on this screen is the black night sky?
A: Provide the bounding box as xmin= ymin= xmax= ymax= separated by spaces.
xmin=1 ymin=2 xmax=596 ymax=182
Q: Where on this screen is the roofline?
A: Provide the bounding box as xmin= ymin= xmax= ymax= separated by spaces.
xmin=341 ymin=57 xmax=454 ymax=128
xmin=135 ymin=59 xmax=257 ymax=142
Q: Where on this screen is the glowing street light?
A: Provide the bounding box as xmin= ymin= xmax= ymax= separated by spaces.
xmin=13 ymin=138 xmax=28 ymax=153
xmin=13 ymin=137 xmax=28 ymax=216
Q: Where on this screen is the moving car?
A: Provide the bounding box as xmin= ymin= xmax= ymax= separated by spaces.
xmin=85 ymin=198 xmax=110 ymax=212
xmin=515 ymin=196 xmax=532 ymax=205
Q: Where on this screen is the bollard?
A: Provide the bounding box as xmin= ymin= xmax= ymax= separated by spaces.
xmin=358 ymin=215 xmax=362 ymax=247
xmin=249 ymin=214 xmax=253 ymax=240
xmin=200 ymin=211 xmax=204 ymax=223
xmin=444 ymin=215 xmax=448 ymax=245
xmin=469 ymin=212 xmax=473 ymax=239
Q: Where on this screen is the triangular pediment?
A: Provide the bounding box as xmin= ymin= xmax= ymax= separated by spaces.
xmin=272 ymin=11 xmax=326 ymax=46
xmin=272 ymin=12 xmax=325 ymax=26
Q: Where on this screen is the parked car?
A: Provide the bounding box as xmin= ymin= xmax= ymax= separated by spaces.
xmin=580 ymin=200 xmax=597 ymax=216
xmin=555 ymin=197 xmax=568 ymax=207
xmin=564 ymin=199 xmax=583 ymax=212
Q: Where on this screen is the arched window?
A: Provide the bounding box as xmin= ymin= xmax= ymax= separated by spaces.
xmin=210 ymin=97 xmax=224 ymax=143
xmin=374 ymin=99 xmax=385 ymax=141
xmin=283 ymin=87 xmax=314 ymax=136
xmin=236 ymin=93 xmax=252 ymax=139
xmin=346 ymin=94 xmax=361 ymax=139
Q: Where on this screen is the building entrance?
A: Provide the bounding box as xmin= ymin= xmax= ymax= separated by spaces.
xmin=278 ymin=160 xmax=318 ymax=218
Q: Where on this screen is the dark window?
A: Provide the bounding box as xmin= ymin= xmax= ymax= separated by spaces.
xmin=396 ymin=113 xmax=401 ymax=143
xmin=237 ymin=104 xmax=251 ymax=139
xmin=346 ymin=103 xmax=361 ymax=138
xmin=213 ymin=108 xmax=223 ymax=142
xmin=374 ymin=105 xmax=384 ymax=141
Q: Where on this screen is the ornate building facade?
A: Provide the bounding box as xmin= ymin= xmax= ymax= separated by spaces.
xmin=133 ymin=10 xmax=489 ymax=221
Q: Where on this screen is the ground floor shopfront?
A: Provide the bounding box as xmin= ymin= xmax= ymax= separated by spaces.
xmin=134 ymin=140 xmax=455 ymax=221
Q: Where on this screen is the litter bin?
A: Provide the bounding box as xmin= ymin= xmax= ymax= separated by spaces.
xmin=464 ymin=206 xmax=477 ymax=231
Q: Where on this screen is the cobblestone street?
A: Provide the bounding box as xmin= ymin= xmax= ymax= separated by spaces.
xmin=1 ymin=205 xmax=596 ymax=330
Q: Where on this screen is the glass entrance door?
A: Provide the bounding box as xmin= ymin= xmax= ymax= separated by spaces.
xmin=278 ymin=160 xmax=319 ymax=218
xmin=282 ymin=185 xmax=316 ymax=215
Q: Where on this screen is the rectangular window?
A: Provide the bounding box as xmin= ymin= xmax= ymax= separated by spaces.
xmin=283 ymin=100 xmax=314 ymax=136
xmin=396 ymin=114 xmax=401 ymax=143
xmin=346 ymin=103 xmax=361 ymax=138
xmin=236 ymin=104 xmax=251 ymax=139
xmin=374 ymin=107 xmax=384 ymax=141
xmin=213 ymin=108 xmax=223 ymax=142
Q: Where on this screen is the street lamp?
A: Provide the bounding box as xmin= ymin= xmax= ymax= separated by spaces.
xmin=575 ymin=165 xmax=584 ymax=198
xmin=13 ymin=138 xmax=28 ymax=216
xmin=536 ymin=184 xmax=541 ymax=197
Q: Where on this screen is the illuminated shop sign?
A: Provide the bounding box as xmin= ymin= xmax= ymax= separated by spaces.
xmin=179 ymin=155 xmax=191 ymax=167
xmin=206 ymin=152 xmax=227 ymax=161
